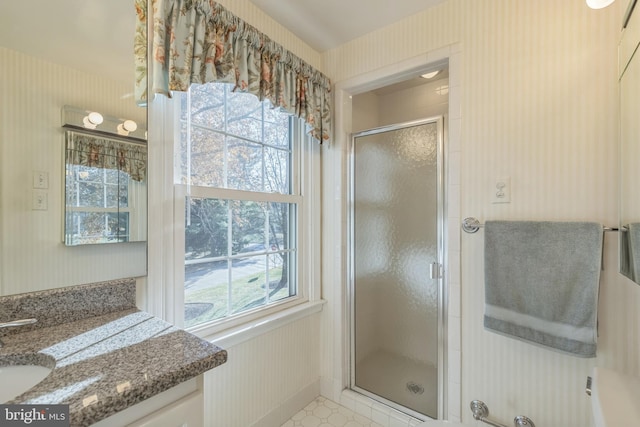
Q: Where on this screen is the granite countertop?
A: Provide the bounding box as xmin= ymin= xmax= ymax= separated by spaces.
xmin=0 ymin=279 xmax=227 ymax=426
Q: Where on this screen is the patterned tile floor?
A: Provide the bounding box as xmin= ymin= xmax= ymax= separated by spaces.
xmin=281 ymin=396 xmax=383 ymax=427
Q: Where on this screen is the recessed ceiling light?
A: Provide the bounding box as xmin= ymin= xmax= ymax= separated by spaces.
xmin=420 ymin=70 xmax=440 ymax=79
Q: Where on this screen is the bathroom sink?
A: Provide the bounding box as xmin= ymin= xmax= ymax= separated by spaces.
xmin=0 ymin=354 xmax=55 ymax=403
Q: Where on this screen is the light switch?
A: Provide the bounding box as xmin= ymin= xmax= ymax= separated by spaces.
xmin=33 ymin=171 xmax=49 ymax=189
xmin=491 ymin=176 xmax=511 ymax=203
xmin=33 ymin=191 xmax=48 ymax=210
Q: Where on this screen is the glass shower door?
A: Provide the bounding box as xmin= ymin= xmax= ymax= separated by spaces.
xmin=350 ymin=117 xmax=443 ymax=419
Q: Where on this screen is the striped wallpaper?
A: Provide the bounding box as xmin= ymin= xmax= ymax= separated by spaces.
xmin=0 ymin=48 xmax=147 ymax=296
xmin=203 ymin=312 xmax=321 ymax=427
xmin=323 ymin=1 xmax=639 ymax=426
xmin=217 ymin=0 xmax=323 ymax=71
xmin=3 ymin=2 xmax=639 ymax=426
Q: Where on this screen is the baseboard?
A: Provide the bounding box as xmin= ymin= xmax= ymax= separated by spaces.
xmin=320 ymin=376 xmax=342 ymax=403
xmin=249 ymin=379 xmax=320 ymax=427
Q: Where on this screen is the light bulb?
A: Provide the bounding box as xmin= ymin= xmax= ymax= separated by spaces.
xmin=123 ymin=120 xmax=137 ymax=132
xmin=88 ymin=112 xmax=103 ymax=125
xmin=117 ymin=124 xmax=129 ymax=136
xmin=586 ymin=0 xmax=615 ymax=9
xmin=420 ymin=70 xmax=440 ymax=79
xmin=82 ymin=112 xmax=103 ymax=129
xmin=82 ymin=117 xmax=96 ymax=129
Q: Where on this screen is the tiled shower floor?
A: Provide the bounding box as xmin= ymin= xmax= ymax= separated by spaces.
xmin=355 ymin=351 xmax=437 ymax=417
xmin=281 ymin=396 xmax=383 ymax=427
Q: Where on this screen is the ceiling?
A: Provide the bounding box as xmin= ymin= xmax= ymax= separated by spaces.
xmin=0 ymin=0 xmax=446 ymax=91
xmin=249 ymin=0 xmax=445 ymax=52
xmin=0 ymin=0 xmax=135 ymax=87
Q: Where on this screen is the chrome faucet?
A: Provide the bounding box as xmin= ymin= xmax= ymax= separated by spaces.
xmin=0 ymin=318 xmax=37 ymax=347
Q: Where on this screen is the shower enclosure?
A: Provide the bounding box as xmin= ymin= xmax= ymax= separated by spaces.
xmin=349 ymin=117 xmax=445 ymax=420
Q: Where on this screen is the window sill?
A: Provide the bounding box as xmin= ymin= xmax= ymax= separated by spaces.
xmin=198 ymin=299 xmax=326 ymax=349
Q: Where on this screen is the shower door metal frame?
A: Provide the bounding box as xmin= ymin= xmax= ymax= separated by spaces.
xmin=347 ymin=116 xmax=447 ymax=421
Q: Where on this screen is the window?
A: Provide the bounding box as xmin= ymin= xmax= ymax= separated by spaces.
xmin=64 ymin=132 xmax=147 ymax=246
xmin=174 ymin=83 xmax=307 ymax=330
xmin=65 ymin=164 xmax=131 ymax=244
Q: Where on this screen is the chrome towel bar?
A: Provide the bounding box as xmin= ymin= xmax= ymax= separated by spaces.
xmin=462 ymin=217 xmax=619 ymax=234
xmin=470 ymin=400 xmax=536 ymax=427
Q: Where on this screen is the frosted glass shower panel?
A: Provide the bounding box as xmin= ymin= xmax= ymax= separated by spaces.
xmin=351 ymin=119 xmax=441 ymax=419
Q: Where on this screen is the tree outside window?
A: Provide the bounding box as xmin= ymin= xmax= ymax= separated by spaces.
xmin=177 ymin=83 xmax=298 ymax=328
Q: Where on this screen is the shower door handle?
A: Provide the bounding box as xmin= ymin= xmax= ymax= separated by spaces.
xmin=430 ymin=262 xmax=442 ymax=279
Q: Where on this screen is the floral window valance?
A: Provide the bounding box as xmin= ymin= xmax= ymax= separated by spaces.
xmin=66 ymin=132 xmax=148 ymax=182
xmin=134 ymin=0 xmax=332 ymax=143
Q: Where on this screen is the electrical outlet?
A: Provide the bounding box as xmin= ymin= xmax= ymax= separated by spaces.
xmin=33 ymin=191 xmax=48 ymax=210
xmin=491 ymin=176 xmax=511 ymax=203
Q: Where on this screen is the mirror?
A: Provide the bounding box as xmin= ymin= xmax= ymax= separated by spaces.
xmin=64 ymin=130 xmax=147 ymax=245
xmin=62 ymin=107 xmax=147 ymax=246
xmin=619 ymin=0 xmax=640 ymax=283
xmin=0 ymin=0 xmax=147 ymax=295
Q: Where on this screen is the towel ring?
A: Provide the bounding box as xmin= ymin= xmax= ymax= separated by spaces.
xmin=462 ymin=217 xmax=482 ymax=233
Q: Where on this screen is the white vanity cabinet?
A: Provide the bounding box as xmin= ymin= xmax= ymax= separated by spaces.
xmin=126 ymin=389 xmax=203 ymax=427
xmin=92 ymin=377 xmax=204 ymax=427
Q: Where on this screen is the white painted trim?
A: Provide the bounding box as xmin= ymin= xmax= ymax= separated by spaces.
xmin=323 ymin=42 xmax=462 ymax=422
xmin=146 ymin=95 xmax=177 ymax=321
xmin=204 ymin=299 xmax=325 ymax=349
xmin=249 ymin=379 xmax=321 ymax=427
xmin=147 ymin=89 xmax=323 ymax=339
xmin=180 ymin=184 xmax=303 ymax=204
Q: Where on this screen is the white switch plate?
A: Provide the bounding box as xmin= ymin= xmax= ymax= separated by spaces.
xmin=33 ymin=171 xmax=49 ymax=189
xmin=492 ymin=176 xmax=511 ymax=203
xmin=33 ymin=191 xmax=48 ymax=210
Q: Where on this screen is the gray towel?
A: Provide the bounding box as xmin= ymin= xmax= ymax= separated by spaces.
xmin=620 ymin=223 xmax=640 ymax=283
xmin=484 ymin=220 xmax=603 ymax=357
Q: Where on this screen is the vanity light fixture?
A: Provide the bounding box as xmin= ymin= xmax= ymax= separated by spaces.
xmin=82 ymin=111 xmax=104 ymax=129
xmin=420 ymin=70 xmax=441 ymax=79
xmin=117 ymin=120 xmax=138 ymax=136
xmin=63 ymin=105 xmax=146 ymax=142
xmin=586 ymin=0 xmax=615 ymax=9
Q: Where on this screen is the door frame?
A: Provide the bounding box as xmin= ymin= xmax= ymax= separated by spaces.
xmin=321 ymin=45 xmax=463 ymax=422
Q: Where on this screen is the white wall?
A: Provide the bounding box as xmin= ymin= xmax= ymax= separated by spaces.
xmin=322 ymin=1 xmax=636 ymax=426
xmin=0 ymin=48 xmax=147 ymax=296
xmin=204 ymin=313 xmax=321 ymax=426
xmin=352 ymin=92 xmax=380 ymax=132
xmin=376 ymin=79 xmax=450 ymax=128
xmin=217 ymin=0 xmax=322 ymax=71
xmin=352 ymin=78 xmax=449 ymax=132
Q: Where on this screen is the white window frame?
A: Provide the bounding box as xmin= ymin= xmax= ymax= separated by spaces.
xmin=65 ymin=164 xmax=135 ymax=244
xmin=146 ymin=90 xmax=322 ymax=343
